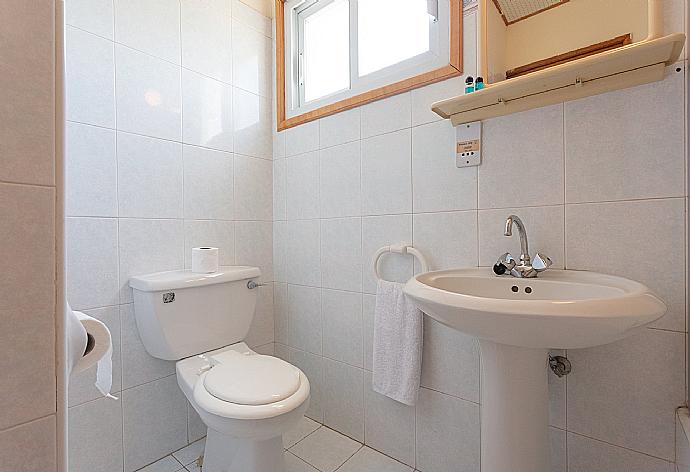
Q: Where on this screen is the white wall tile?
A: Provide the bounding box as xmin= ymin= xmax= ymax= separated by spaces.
xmin=677 ymin=411 xmax=690 ymax=472
xmin=322 ymin=289 xmax=363 ymax=367
xmin=65 ymin=123 xmax=117 ymax=217
xmin=274 ymin=158 xmax=288 ymax=220
xmin=183 ymin=219 xmax=236 ymax=268
xmin=121 ymin=304 xmax=176 ymax=389
xmin=288 ymin=151 xmax=320 ymax=220
xmin=549 ymin=350 xmax=567 ymax=429
xmin=290 ymin=349 xmax=325 ymax=422
xmin=274 ymin=130 xmax=287 ymax=160
xmin=565 ymin=199 xmax=685 ymax=331
xmin=479 ymin=205 xmax=565 ymax=269
xmin=361 ymin=129 xmax=412 ymax=215
xmin=288 ymin=285 xmax=322 ymax=355
xmin=361 ymin=92 xmax=411 ymax=139
xmin=122 ymin=375 xmax=188 ymax=471
xmin=236 ymin=221 xmax=273 ymax=280
xmin=274 ymin=282 xmax=289 ymax=345
xmin=188 ymin=402 xmax=207 ymax=443
xmin=66 ymin=0 xmax=115 ymax=39
xmin=232 ymin=19 xmax=272 ymax=97
xmin=182 ymin=69 xmax=234 ymax=152
xmin=0 ymin=416 xmax=56 ymax=471
xmin=0 ymin=184 xmax=55 ymax=430
xmin=416 ymin=388 xmax=480 ymax=472
xmin=362 ymin=294 xmax=375 ymax=371
xmin=118 ymin=218 xmax=184 ymax=303
xmin=421 ymin=318 xmax=480 ymax=402
xmin=321 ymin=218 xmax=362 ymax=292
xmin=181 ymin=0 xmax=232 ymax=83
xmin=118 ymin=133 xmax=183 ymax=218
xmin=320 ymin=108 xmax=361 ymax=148
xmin=68 ymin=307 xmax=122 ymax=406
xmin=66 ymin=26 xmax=115 ymax=128
xmin=232 ymin=0 xmax=272 ymax=37
xmin=114 ymin=0 xmax=181 ymax=64
xmin=567 ymin=329 xmax=685 ymax=461
xmin=116 ymin=45 xmax=182 ymax=141
xmin=286 ymin=120 xmax=320 ymax=157
xmin=412 ymin=120 xmax=478 ymax=212
xmin=550 ymin=427 xmax=567 ymax=472
xmin=274 ymin=221 xmax=289 ymax=282
xmin=565 ymin=67 xmax=685 ymax=203
xmin=183 ymin=145 xmax=234 ymax=220
xmin=320 ymin=142 xmax=361 ymax=218
xmin=323 ymin=359 xmax=365 ymax=441
xmin=364 ymin=374 xmax=416 ymax=466
xmin=567 ymin=433 xmax=674 ymax=472
xmin=479 ymin=104 xmax=564 ymax=208
xmin=68 ymin=396 xmax=124 ymax=472
xmin=65 ymin=217 xmax=119 ymax=310
xmin=234 ymin=87 xmax=273 ymax=159
xmin=0 ymin=0 xmax=55 ymax=187
xmin=234 ymin=155 xmax=273 ymax=220
xmin=412 ymin=210 xmax=478 ymax=271
xmin=361 ymin=215 xmax=414 ymax=294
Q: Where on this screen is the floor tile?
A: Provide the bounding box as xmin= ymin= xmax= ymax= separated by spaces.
xmin=289 ymin=427 xmax=361 ymax=472
xmin=137 ymin=455 xmax=184 ymax=472
xmin=172 ymin=439 xmax=205 ymax=466
xmin=285 ymin=451 xmax=320 ymax=472
xmin=284 ymin=417 xmax=321 ymax=449
xmin=338 ymin=447 xmax=413 ymax=472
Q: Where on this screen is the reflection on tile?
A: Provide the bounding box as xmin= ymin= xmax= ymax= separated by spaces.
xmin=182 ymin=69 xmax=233 ymax=152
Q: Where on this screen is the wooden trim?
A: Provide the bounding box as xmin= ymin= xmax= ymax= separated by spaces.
xmin=491 ymin=0 xmax=568 ymax=26
xmin=505 ymin=33 xmax=633 ymax=79
xmin=275 ymin=0 xmax=464 ymax=131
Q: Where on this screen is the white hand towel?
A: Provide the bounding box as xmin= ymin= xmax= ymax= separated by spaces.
xmin=372 ymin=279 xmax=423 ymax=406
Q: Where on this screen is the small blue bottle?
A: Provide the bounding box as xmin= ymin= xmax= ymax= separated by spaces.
xmin=475 ymin=76 xmax=485 ymax=91
xmin=465 ymin=76 xmax=475 ymax=94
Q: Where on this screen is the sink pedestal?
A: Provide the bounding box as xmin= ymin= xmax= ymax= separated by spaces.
xmin=479 ymin=341 xmax=550 ymax=472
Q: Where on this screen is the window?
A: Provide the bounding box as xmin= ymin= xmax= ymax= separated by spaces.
xmin=276 ymin=0 xmax=463 ymax=130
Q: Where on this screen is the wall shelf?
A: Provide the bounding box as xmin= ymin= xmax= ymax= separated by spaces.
xmin=432 ymin=33 xmax=685 ymax=126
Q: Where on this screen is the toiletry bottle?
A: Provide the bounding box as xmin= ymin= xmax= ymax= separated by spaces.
xmin=465 ymin=76 xmax=475 ymax=94
xmin=475 ymin=76 xmax=485 ymax=90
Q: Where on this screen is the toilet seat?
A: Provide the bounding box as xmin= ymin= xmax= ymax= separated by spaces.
xmin=203 ymin=353 xmax=301 ymax=406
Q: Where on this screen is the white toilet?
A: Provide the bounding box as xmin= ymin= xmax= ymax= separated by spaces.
xmin=129 ymin=266 xmax=310 ymax=472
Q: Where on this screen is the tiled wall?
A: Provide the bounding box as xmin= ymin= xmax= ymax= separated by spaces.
xmin=0 ymin=1 xmax=59 ymax=470
xmin=64 ymin=1 xmax=274 ymax=471
xmin=273 ymin=4 xmax=688 ymax=472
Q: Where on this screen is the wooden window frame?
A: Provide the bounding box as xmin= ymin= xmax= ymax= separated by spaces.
xmin=275 ymin=0 xmax=464 ymax=131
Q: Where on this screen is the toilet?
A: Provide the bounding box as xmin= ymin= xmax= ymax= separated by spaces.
xmin=129 ymin=266 xmax=309 ymax=472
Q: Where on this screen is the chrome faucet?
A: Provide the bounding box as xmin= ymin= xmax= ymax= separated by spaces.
xmin=493 ymin=215 xmax=552 ymax=278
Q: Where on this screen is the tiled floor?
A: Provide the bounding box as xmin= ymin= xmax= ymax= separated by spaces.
xmin=137 ymin=417 xmax=419 ymax=472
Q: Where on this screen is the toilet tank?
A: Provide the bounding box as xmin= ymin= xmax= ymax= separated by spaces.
xmin=129 ymin=266 xmax=262 ymax=360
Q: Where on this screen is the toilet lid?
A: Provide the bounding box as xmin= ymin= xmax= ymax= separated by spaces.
xmin=203 ymin=354 xmax=301 ymax=406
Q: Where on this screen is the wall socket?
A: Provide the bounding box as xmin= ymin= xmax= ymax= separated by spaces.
xmin=456 ymin=121 xmax=482 ymax=168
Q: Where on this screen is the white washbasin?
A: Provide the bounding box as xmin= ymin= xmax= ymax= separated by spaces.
xmin=403 ymin=267 xmax=666 ymax=349
xmin=404 ymin=267 xmax=666 ymax=472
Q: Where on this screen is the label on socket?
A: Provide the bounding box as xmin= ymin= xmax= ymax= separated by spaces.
xmin=456 ymin=121 xmax=481 ymax=168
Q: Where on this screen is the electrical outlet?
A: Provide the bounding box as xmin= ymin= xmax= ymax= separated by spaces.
xmin=456 ymin=121 xmax=481 ymax=168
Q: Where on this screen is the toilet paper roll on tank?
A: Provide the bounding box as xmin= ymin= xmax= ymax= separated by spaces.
xmin=192 ymin=246 xmax=219 ymax=273
xmin=66 ymin=300 xmax=116 ymax=399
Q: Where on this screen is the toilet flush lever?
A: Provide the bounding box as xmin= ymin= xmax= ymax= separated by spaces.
xmin=197 ymin=354 xmax=219 ymax=375
xmin=247 ymin=280 xmax=266 ymax=290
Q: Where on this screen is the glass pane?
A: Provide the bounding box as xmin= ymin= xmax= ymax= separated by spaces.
xmin=358 ymin=0 xmax=430 ymax=76
xmin=303 ymin=0 xmax=350 ymax=103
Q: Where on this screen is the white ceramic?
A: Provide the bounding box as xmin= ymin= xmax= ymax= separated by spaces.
xmin=404 ymin=267 xmax=666 ymax=472
xmin=130 ymin=267 xmax=310 ymax=472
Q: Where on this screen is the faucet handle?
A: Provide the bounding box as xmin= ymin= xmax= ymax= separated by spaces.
xmin=532 ymin=253 xmax=553 ymax=272
xmin=493 ymin=252 xmax=517 ymax=276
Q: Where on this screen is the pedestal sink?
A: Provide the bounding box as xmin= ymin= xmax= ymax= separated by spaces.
xmin=403 ymin=268 xmax=666 ymax=472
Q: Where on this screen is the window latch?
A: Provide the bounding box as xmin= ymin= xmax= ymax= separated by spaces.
xmin=427 ymin=0 xmax=439 ymax=22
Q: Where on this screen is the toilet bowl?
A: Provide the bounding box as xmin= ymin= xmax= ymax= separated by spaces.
xmin=129 ymin=267 xmax=310 ymax=472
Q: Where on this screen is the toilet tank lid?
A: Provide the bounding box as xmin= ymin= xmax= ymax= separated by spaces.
xmin=129 ymin=266 xmax=261 ymax=292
